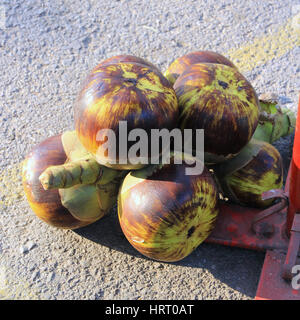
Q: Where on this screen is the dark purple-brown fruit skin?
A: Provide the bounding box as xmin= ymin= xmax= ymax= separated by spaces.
xmin=165 ymin=51 xmax=237 ymax=85
xmin=223 ymin=142 xmax=284 ymax=208
xmin=74 ymin=61 xmax=178 ymax=169
xmin=22 ymin=135 xmax=92 ymax=229
xmin=173 ymin=63 xmax=259 ymax=163
xmin=118 ymin=156 xmax=219 ymax=262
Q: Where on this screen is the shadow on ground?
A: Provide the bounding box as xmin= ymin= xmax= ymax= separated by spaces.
xmin=74 ymin=204 xmax=266 ymax=298
xmin=74 ymin=134 xmax=294 ymax=298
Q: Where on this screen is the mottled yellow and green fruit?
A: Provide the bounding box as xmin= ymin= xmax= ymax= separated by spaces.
xmin=118 ymin=153 xmax=219 ymax=262
xmin=174 ymin=63 xmax=260 ymax=164
xmin=165 ymin=51 xmax=236 ymax=85
xmin=74 ymin=61 xmax=178 ymax=170
xmin=96 ymin=54 xmax=162 ymax=75
xmin=214 ymin=139 xmax=283 ymax=208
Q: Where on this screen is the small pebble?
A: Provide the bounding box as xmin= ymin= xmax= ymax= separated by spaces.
xmin=20 ymin=245 xmax=28 ymax=254
xmin=47 ymin=272 xmax=55 ymax=282
xmin=26 ymin=241 xmax=36 ymax=251
xmin=31 ymin=271 xmax=40 ymax=281
xmin=20 ymin=241 xmax=36 ymax=254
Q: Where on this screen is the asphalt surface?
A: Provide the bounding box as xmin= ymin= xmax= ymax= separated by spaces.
xmin=0 ymin=0 xmax=299 ymax=300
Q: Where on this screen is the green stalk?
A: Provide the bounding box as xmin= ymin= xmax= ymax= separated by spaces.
xmin=253 ymin=93 xmax=296 ymax=143
xmin=39 ymin=155 xmax=123 ymax=190
xmin=37 ymin=130 xmax=126 ymax=222
xmin=39 ymin=130 xmax=126 ymax=190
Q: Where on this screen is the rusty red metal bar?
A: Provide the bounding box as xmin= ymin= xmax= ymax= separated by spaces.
xmin=282 ymin=214 xmax=300 ymax=281
xmin=206 ymin=93 xmax=300 ymax=300
xmin=287 ymin=94 xmax=300 ymax=234
xmin=255 ymin=250 xmax=300 ymax=300
xmin=280 ymin=93 xmax=300 ymax=284
xmin=255 ymin=93 xmax=300 ymax=300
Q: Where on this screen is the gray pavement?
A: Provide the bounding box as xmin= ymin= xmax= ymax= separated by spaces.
xmin=0 ymin=0 xmax=299 ymax=300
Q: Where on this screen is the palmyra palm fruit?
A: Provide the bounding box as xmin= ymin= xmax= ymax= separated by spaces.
xmin=74 ymin=60 xmax=178 ymax=170
xmin=22 ymin=131 xmax=125 ymax=229
xmin=39 ymin=131 xmax=123 ymax=190
xmin=118 ymin=152 xmax=219 ymax=262
xmin=174 ymin=63 xmax=260 ymax=164
xmin=253 ymin=93 xmax=296 ymax=143
xmin=164 ymin=51 xmax=236 ymax=85
xmin=214 ymin=139 xmax=283 ymax=208
xmin=97 ymin=54 xmax=162 ymax=74
xmin=22 ymin=133 xmax=90 ymax=229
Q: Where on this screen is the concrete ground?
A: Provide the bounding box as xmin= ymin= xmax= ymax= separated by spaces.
xmin=0 ymin=0 xmax=299 ymax=300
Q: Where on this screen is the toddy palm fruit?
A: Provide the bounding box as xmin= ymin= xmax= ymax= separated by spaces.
xmin=165 ymin=51 xmax=236 ymax=85
xmin=214 ymin=139 xmax=283 ymax=208
xmin=118 ymin=152 xmax=219 ymax=262
xmin=22 ymin=131 xmax=124 ymax=229
xmin=74 ymin=61 xmax=178 ymax=170
xmin=174 ymin=63 xmax=260 ymax=164
xmin=38 ymin=130 xmax=125 ymax=190
xmin=97 ymin=54 xmax=162 ymax=74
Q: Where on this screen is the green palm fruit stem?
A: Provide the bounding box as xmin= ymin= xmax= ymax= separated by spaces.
xmin=58 ymin=176 xmax=124 ymax=222
xmin=39 ymin=155 xmax=125 ymax=190
xmin=38 ymin=130 xmax=127 ymax=191
xmin=253 ymin=94 xmax=296 ymax=144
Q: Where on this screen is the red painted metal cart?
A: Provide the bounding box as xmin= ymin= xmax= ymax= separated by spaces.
xmin=206 ymin=93 xmax=300 ymax=300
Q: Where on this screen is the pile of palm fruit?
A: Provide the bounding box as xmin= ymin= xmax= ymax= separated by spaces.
xmin=22 ymin=51 xmax=295 ymax=262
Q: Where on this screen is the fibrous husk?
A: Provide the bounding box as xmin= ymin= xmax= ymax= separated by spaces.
xmin=39 ymin=131 xmax=126 ymax=190
xmin=253 ymin=93 xmax=296 ymax=143
xmin=59 ymin=178 xmax=122 ymax=222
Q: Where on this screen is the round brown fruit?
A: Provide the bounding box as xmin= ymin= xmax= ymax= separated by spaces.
xmin=215 ymin=140 xmax=283 ymax=208
xmin=118 ymin=153 xmax=219 ymax=262
xmin=174 ymin=63 xmax=260 ymax=164
xmin=165 ymin=51 xmax=236 ymax=85
xmin=74 ymin=62 xmax=179 ymax=170
xmin=22 ymin=134 xmax=93 ymax=229
xmin=96 ymin=54 xmax=162 ymax=74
